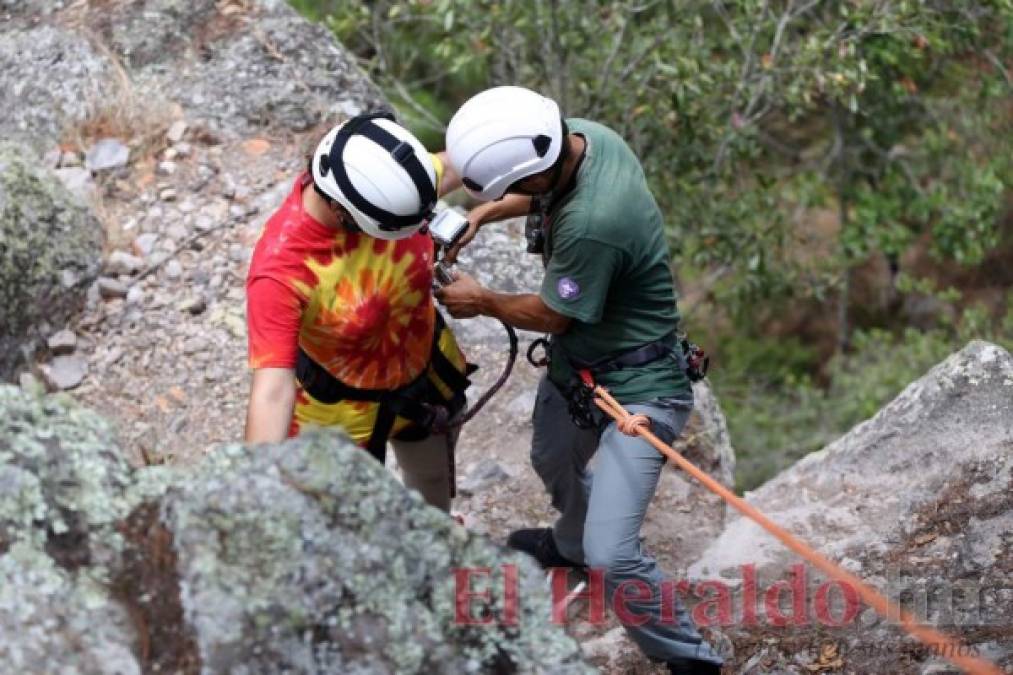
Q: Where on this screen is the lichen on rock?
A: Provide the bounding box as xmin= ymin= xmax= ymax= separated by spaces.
xmin=0 ymin=144 xmax=104 ymax=380
xmin=165 ymin=430 xmax=593 ymax=674
xmin=0 ymin=385 xmax=133 ymax=576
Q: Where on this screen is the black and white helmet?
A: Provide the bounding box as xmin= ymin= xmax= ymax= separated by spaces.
xmin=311 ymin=112 xmax=438 ymax=240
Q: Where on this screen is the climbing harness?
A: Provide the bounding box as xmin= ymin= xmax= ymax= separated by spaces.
xmin=527 ymin=332 xmax=710 ymax=430
xmin=585 ymin=380 xmax=1003 ymax=675
xmin=295 ymin=310 xmax=473 ymax=463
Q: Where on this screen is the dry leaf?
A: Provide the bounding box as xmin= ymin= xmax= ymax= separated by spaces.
xmin=242 ymin=138 xmax=271 ymax=156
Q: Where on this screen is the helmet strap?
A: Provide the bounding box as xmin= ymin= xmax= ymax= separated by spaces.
xmin=307 ymin=157 xmax=360 ymax=233
xmin=325 ymin=112 xmax=437 ymax=231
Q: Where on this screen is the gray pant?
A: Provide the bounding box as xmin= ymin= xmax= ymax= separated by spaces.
xmin=531 ymin=375 xmax=723 ymax=666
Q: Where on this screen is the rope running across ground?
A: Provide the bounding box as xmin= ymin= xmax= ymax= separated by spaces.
xmin=593 ymin=383 xmax=1003 ymax=675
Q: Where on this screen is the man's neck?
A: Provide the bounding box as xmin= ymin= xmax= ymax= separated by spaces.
xmin=555 ymin=134 xmax=586 ymax=194
xmin=302 ymin=183 xmax=341 ymax=228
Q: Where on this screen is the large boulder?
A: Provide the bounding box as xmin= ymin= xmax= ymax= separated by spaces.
xmin=0 ymin=25 xmax=115 ymax=152
xmin=0 ymin=143 xmax=104 ymax=381
xmin=689 ymin=341 xmax=1013 ymax=673
xmin=0 ymin=385 xmax=144 ymax=673
xmin=0 ymin=0 xmax=387 ymax=153
xmin=0 ymin=384 xmax=593 ymax=674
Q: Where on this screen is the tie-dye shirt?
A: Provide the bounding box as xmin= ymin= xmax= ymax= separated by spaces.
xmin=246 ymin=164 xmax=466 ymax=444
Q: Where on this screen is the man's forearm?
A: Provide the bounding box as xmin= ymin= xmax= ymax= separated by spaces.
xmin=478 ymin=289 xmax=570 ymax=334
xmin=473 ymin=194 xmax=532 ymax=226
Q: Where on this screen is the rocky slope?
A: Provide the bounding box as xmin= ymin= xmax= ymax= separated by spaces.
xmin=687 ymin=341 xmax=1013 ymax=674
xmin=0 ymin=384 xmax=590 ymax=673
xmin=2 ymin=1 xmax=1009 ymax=674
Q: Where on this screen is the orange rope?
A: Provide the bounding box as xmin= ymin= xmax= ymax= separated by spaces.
xmin=592 ymin=386 xmax=1002 ymax=675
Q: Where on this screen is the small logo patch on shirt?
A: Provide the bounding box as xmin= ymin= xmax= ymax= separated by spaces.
xmin=557 ymin=277 xmax=581 ymax=301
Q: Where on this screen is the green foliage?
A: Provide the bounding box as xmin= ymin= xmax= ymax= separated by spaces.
xmin=295 ymin=0 xmax=1011 ymax=314
xmin=713 ymin=290 xmax=1013 ymax=491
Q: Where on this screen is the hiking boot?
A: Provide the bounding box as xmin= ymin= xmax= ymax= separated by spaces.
xmin=506 ymin=527 xmax=582 ymax=569
xmin=666 ymin=657 xmax=723 ymax=675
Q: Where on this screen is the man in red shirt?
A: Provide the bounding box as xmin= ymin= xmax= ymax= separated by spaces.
xmin=244 ymin=112 xmax=471 ymax=511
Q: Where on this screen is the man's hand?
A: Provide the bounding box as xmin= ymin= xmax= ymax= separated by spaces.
xmin=434 ymin=271 xmax=486 ymax=318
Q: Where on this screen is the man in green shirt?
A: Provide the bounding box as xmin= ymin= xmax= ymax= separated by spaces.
xmin=436 ymin=86 xmax=722 ymax=675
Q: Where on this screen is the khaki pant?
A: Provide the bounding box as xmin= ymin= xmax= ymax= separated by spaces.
xmin=391 ymin=432 xmax=455 ymax=512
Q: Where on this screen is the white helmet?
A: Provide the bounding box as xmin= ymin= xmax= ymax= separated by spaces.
xmin=311 ymin=112 xmax=437 ymax=240
xmin=446 ymin=86 xmax=564 ymax=201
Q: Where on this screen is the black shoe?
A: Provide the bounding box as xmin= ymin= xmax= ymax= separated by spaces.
xmin=506 ymin=528 xmax=582 ymax=569
xmin=667 ymin=657 xmax=723 ymax=675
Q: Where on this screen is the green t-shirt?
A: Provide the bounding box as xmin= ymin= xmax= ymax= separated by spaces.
xmin=541 ymin=118 xmax=690 ymax=404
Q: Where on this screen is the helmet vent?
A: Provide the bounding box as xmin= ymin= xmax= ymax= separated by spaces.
xmin=462 ymin=176 xmax=484 ymax=193
xmin=532 ymin=134 xmax=552 ymax=157
xmin=318 ymin=154 xmax=331 ymax=177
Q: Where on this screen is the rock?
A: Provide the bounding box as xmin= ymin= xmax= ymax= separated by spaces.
xmin=193 ymin=213 xmax=216 ymax=232
xmin=40 ymin=355 xmax=88 ymax=390
xmin=0 ymin=386 xmax=146 ymax=673
xmin=0 ymin=549 xmax=142 ymax=675
xmin=132 ymin=233 xmax=159 ymax=257
xmin=166 ymin=119 xmax=188 ymax=144
xmin=105 ymin=250 xmax=145 ymax=276
xmin=96 ymin=277 xmax=129 ymax=299
xmin=458 ymin=459 xmax=511 ymax=496
xmin=177 ymin=296 xmax=206 ymax=315
xmin=157 ymin=160 xmax=177 ymax=176
xmin=0 ymin=387 xmax=591 ymax=674
xmin=684 ymin=379 xmax=737 ymax=488
xmin=227 ymin=243 xmax=247 ymax=262
xmin=165 ymin=223 xmax=188 ymax=241
xmin=164 ymin=431 xmax=591 ymax=673
xmin=0 ymin=26 xmax=114 ymax=152
xmin=84 ymin=138 xmax=130 ymax=172
xmin=0 ymin=142 xmax=104 ymax=380
xmin=164 ymin=259 xmax=183 ymax=280
xmin=174 ymin=141 xmax=193 ymax=158
xmin=125 ymin=285 xmax=145 ymax=306
xmin=60 ymin=151 xmax=83 ymax=168
xmin=159 ymin=187 xmax=178 ymax=202
xmin=17 ymin=371 xmax=43 ymax=394
xmin=42 ymin=146 xmax=61 ymax=168
xmin=53 ymin=167 xmax=96 ymax=201
xmin=689 ymin=341 xmax=1013 ymax=673
xmin=580 ymin=626 xmax=632 ymax=671
xmin=181 ymin=336 xmax=208 ymax=355
xmin=506 ymin=389 xmax=537 ymax=419
xmin=46 ymin=329 xmax=77 ymax=355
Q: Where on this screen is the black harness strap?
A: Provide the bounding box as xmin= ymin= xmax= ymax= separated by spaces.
xmin=326 ymin=112 xmax=437 ymax=231
xmin=295 ymin=310 xmax=472 ymax=463
xmin=568 ymin=331 xmax=678 ymax=375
